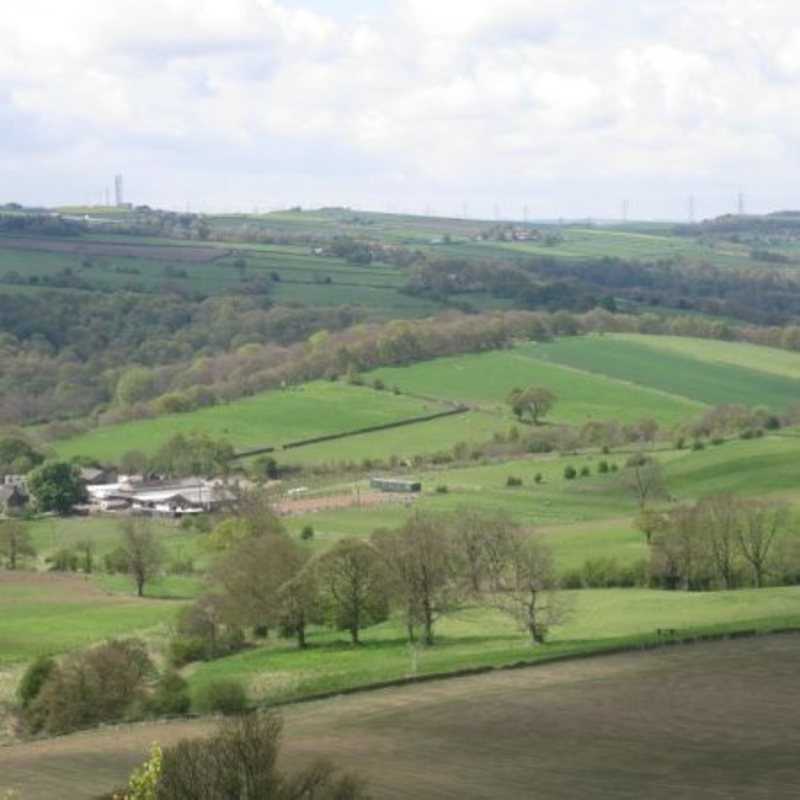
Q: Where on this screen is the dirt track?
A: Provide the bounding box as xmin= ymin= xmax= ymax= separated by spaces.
xmin=2 ymin=634 xmax=799 ymax=799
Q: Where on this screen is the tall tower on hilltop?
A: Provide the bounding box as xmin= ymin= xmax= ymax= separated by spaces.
xmin=114 ymin=174 xmax=124 ymax=207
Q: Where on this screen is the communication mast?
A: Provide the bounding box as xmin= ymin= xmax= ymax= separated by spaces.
xmin=114 ymin=174 xmax=124 ymax=207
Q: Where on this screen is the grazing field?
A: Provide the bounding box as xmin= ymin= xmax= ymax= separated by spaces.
xmin=3 ymin=635 xmax=799 ymax=799
xmin=183 ymin=587 xmax=800 ymax=707
xmin=613 ymin=333 xmax=800 ymax=379
xmin=368 ymin=347 xmax=703 ymax=425
xmin=531 ymin=336 xmax=800 ymax=409
xmin=50 ymin=382 xmax=446 ymax=462
xmin=0 ymin=572 xmax=182 ymax=666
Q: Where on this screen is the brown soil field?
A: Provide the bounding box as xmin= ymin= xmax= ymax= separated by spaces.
xmin=0 ymin=237 xmax=227 ymax=262
xmin=2 ymin=634 xmax=799 ymax=799
xmin=274 ymin=490 xmax=416 ymax=516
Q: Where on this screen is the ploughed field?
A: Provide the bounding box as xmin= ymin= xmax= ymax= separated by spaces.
xmin=2 ymin=635 xmax=798 ymax=799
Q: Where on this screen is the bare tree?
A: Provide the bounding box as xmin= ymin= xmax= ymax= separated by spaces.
xmin=119 ymin=519 xmax=165 ymax=597
xmin=737 ymin=500 xmax=788 ymax=588
xmin=622 ymin=456 xmax=668 ymax=511
xmin=374 ymin=512 xmax=461 ymax=645
xmin=0 ymin=520 xmax=36 ymax=570
xmin=316 ymin=539 xmax=389 ymax=645
xmin=450 ymin=508 xmax=518 ymax=594
xmin=485 ymin=530 xmax=570 ymax=645
xmin=648 ymin=505 xmax=712 ymax=591
xmin=697 ymin=495 xmax=742 ymax=589
xmin=150 ymin=712 xmax=369 ymax=800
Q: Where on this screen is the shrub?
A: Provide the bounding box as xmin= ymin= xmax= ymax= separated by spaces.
xmin=610 ymin=463 xmax=619 ymax=472
xmin=195 ymin=679 xmax=248 ymax=715
xmin=435 ymin=484 xmax=449 ymax=494
xmin=675 ymin=436 xmax=686 ymax=450
xmin=533 ymin=472 xmax=543 ymax=484
xmin=710 ymin=436 xmax=725 ymax=446
xmin=765 ymin=415 xmax=781 ymax=430
xmin=597 ymin=460 xmax=609 ymax=474
xmin=755 ymin=428 xmax=765 ymax=437
xmin=48 ymin=547 xmax=79 ymax=572
xmin=601 ymin=445 xmax=610 ymax=455
xmin=17 ymin=655 xmax=57 ymax=710
xmin=372 ymin=378 xmax=385 ymax=391
xmin=580 ymin=466 xmax=591 ymax=477
xmin=168 ymin=557 xmax=195 ymax=575
xmin=169 ymin=636 xmax=209 ymax=668
xmin=24 ymin=639 xmax=153 ymax=734
xmin=301 ymin=525 xmax=315 ymax=541
xmin=506 ymin=476 xmax=523 ymax=487
xmin=527 ymin=438 xmax=553 ymax=454
xmin=740 ymin=429 xmax=756 ymax=440
xmin=692 ymin=439 xmax=705 ymax=451
xmin=563 ymin=466 xmax=577 ymax=480
xmin=148 ymin=670 xmax=191 ymax=717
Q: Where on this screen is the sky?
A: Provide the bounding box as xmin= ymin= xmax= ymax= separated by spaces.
xmin=2 ymin=0 xmax=800 ymax=220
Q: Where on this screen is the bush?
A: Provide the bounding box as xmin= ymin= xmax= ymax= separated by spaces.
xmin=580 ymin=466 xmax=591 ymax=477
xmin=506 ymin=476 xmax=523 ymax=487
xmin=168 ymin=557 xmax=195 ymax=575
xmin=148 ymin=670 xmax=191 ymax=717
xmin=24 ymin=639 xmax=153 ymax=735
xmin=169 ymin=636 xmax=209 ymax=668
xmin=435 ymin=484 xmax=449 ymax=494
xmin=765 ymin=415 xmax=781 ymax=430
xmin=692 ymin=439 xmax=705 ymax=451
xmin=48 ymin=547 xmax=79 ymax=572
xmin=610 ymin=463 xmax=619 ymax=472
xmin=195 ymin=679 xmax=248 ymax=715
xmin=675 ymin=436 xmax=686 ymax=450
xmin=601 ymin=445 xmax=610 ymax=455
xmin=372 ymin=378 xmax=385 ymax=391
xmin=301 ymin=525 xmax=315 ymax=541
xmin=563 ymin=466 xmax=577 ymax=480
xmin=17 ymin=656 xmax=57 ymax=710
xmin=740 ymin=429 xmax=756 ymax=440
xmin=710 ymin=436 xmax=725 ymax=446
xmin=534 ymin=473 xmax=543 ymax=484
xmin=527 ymin=439 xmax=553 ymax=454
xmin=597 ymin=460 xmax=609 ymax=474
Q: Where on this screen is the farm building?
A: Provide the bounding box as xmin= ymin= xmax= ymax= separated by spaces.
xmin=370 ymin=477 xmax=422 ymax=493
xmin=85 ymin=477 xmax=235 ymax=517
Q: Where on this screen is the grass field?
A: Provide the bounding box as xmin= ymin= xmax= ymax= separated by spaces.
xmin=51 ymin=382 xmax=446 ymax=462
xmin=0 ymin=573 xmax=183 ymax=666
xmin=184 ymin=587 xmax=800 ymax=708
xmin=368 ymin=347 xmax=703 ymax=425
xmin=3 ymin=634 xmax=799 ymax=799
xmin=531 ymin=336 xmax=800 ymax=409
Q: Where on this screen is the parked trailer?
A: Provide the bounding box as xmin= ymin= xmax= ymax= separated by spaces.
xmin=370 ymin=477 xmax=422 ymax=493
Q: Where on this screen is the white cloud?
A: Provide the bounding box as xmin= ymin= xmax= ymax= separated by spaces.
xmin=1 ymin=0 xmax=799 ymax=216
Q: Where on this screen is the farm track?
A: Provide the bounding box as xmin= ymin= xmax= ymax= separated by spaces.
xmin=2 ymin=634 xmax=799 ymax=799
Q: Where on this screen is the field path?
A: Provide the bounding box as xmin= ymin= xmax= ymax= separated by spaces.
xmin=2 ymin=634 xmax=799 ymax=799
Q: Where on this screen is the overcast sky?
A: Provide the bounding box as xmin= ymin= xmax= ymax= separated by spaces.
xmin=2 ymin=0 xmax=800 ymax=220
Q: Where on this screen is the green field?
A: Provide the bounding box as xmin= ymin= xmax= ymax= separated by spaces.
xmin=51 ymin=382 xmax=446 ymax=462
xmin=368 ymin=347 xmax=703 ymax=425
xmin=0 ymin=573 xmax=183 ymax=666
xmin=531 ymin=336 xmax=800 ymax=410
xmin=186 ymin=587 xmax=800 ymax=706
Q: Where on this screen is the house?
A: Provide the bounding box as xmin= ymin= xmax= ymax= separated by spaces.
xmin=0 ymin=484 xmax=28 ymax=514
xmin=79 ymin=467 xmax=117 ymax=486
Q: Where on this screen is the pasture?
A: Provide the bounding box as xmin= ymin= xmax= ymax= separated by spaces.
xmin=531 ymin=336 xmax=800 ymax=409
xmin=367 ymin=346 xmax=702 ymax=425
xmin=50 ymin=382 xmax=445 ymax=462
xmin=0 ymin=572 xmax=182 ymax=667
xmin=2 ymin=635 xmax=799 ymax=799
